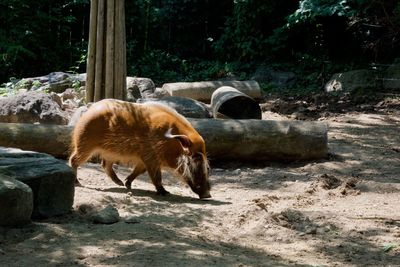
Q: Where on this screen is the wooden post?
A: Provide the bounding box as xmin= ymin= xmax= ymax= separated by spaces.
xmin=114 ymin=0 xmax=126 ymax=100
xmin=85 ymin=0 xmax=98 ymax=102
xmin=105 ymin=0 xmax=115 ymax=99
xmin=86 ymin=0 xmax=126 ymax=102
xmin=94 ymin=0 xmax=105 ymax=101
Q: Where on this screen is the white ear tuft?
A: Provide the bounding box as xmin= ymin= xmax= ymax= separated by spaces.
xmin=165 ymin=128 xmax=174 ymax=139
xmin=164 ymin=128 xmax=192 ymax=151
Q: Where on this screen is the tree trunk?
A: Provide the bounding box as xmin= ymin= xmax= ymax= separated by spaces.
xmin=190 ymin=119 xmax=328 ymax=162
xmin=85 ymin=0 xmax=98 ymax=102
xmin=162 ymin=80 xmax=261 ymax=103
xmin=86 ymin=0 xmax=126 ymax=102
xmin=114 ymin=0 xmax=126 ymax=100
xmin=210 ymin=86 xmax=261 ymax=119
xmin=105 ymin=0 xmax=115 ymax=99
xmin=0 ymin=123 xmax=73 ymax=159
xmin=94 ymin=0 xmax=105 ymax=101
xmin=0 ymin=120 xmax=328 ymax=162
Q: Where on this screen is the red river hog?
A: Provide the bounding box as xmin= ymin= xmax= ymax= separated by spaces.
xmin=69 ymin=99 xmax=211 ymax=199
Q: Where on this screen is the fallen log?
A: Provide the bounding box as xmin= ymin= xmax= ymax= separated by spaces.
xmin=162 ymin=80 xmax=261 ymax=103
xmin=0 ymin=120 xmax=328 ymax=162
xmin=191 ymin=119 xmax=327 ymax=161
xmin=211 ymin=86 xmax=262 ymax=119
xmin=0 ymin=123 xmax=73 ymax=159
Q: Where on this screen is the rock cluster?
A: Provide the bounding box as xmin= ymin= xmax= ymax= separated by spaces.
xmin=0 ymin=147 xmax=75 ymax=225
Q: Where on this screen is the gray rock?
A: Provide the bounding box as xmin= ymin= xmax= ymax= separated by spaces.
xmin=91 ymin=205 xmax=119 ymax=224
xmin=73 ymin=73 xmax=87 ymax=86
xmin=0 ymin=147 xmax=75 ymax=219
xmin=0 ymin=91 xmax=69 ymax=124
xmin=68 ymin=105 xmax=90 ymax=126
xmin=50 ymin=92 xmax=63 ymax=108
xmin=251 ymin=66 xmax=296 ymax=88
xmin=62 ymin=99 xmax=79 ymax=110
xmin=153 ymin=87 xmax=170 ymax=99
xmin=14 ymin=78 xmax=34 ymax=90
xmin=126 ymin=77 xmax=156 ymax=101
xmin=0 ymin=176 xmax=33 ymax=226
xmin=325 ymin=69 xmax=378 ymax=93
xmin=48 ymin=72 xmax=71 ymax=84
xmin=383 ymin=64 xmax=400 ymax=90
xmin=138 ymin=96 xmax=212 ymax=118
xmin=124 ymin=215 xmax=140 ymax=224
xmin=60 ymin=88 xmax=77 ymax=101
xmin=46 ymin=81 xmax=73 ymax=94
xmin=12 ymin=72 xmax=84 ymax=94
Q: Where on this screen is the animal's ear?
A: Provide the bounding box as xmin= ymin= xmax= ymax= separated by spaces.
xmin=165 ymin=128 xmax=192 ymax=154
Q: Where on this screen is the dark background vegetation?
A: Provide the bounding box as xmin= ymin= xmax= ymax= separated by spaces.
xmin=1 ymin=0 xmax=400 ymax=92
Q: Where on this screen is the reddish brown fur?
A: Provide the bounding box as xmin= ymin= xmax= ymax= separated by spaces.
xmin=69 ymin=99 xmax=211 ymax=198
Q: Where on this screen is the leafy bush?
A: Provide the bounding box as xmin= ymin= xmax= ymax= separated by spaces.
xmin=1 ymin=0 xmax=399 ymax=94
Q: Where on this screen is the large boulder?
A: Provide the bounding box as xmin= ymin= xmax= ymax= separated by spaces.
xmin=383 ymin=64 xmax=400 ymax=90
xmin=325 ymin=69 xmax=378 ymax=93
xmin=126 ymin=77 xmax=156 ymax=101
xmin=0 ymin=176 xmax=33 ymax=226
xmin=68 ymin=105 xmax=90 ymax=126
xmin=251 ymin=66 xmax=296 ymax=89
xmin=0 ymin=147 xmax=75 ymax=218
xmin=0 ymin=91 xmax=69 ymax=124
xmin=14 ymin=72 xmax=82 ymax=94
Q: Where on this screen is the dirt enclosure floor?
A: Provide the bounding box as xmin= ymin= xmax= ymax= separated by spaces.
xmin=1 ymin=110 xmax=400 ymax=267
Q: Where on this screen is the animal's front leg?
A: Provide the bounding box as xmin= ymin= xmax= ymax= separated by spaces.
xmin=145 ymin=164 xmax=169 ymax=196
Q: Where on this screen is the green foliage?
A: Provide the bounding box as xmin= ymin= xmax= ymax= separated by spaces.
xmin=214 ymin=0 xmax=298 ymax=61
xmin=130 ymin=50 xmax=247 ymax=86
xmin=382 ymin=243 xmax=397 ymax=253
xmin=0 ymin=77 xmax=24 ymax=97
xmin=286 ymin=0 xmax=351 ymax=25
xmin=0 ymin=0 xmax=89 ymax=81
xmin=1 ymin=0 xmax=400 ymax=96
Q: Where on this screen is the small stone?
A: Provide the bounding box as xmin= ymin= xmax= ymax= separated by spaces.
xmin=91 ymin=205 xmax=120 ymax=224
xmin=232 ymin=169 xmax=241 ymax=175
xmin=305 ymin=226 xmax=317 ymax=235
xmin=124 ymin=215 xmax=140 ymax=224
xmin=316 ymin=227 xmax=327 ymax=235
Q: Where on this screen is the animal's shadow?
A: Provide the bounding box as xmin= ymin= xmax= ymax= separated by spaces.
xmin=83 ymin=185 xmax=231 ymax=206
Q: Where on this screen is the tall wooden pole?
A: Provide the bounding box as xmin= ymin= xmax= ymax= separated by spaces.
xmin=86 ymin=0 xmax=126 ymax=103
xmin=93 ymin=0 xmax=105 ymax=101
xmin=85 ymin=0 xmax=98 ymax=102
xmin=105 ymin=0 xmax=115 ymax=99
xmin=114 ymin=0 xmax=126 ymax=100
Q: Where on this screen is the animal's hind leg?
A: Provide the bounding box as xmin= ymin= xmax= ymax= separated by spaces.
xmin=101 ymin=159 xmax=124 ymax=186
xmin=69 ymin=150 xmax=92 ymax=186
xmin=125 ymin=162 xmax=146 ymax=189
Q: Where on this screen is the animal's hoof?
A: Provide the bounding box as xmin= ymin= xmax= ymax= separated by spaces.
xmin=116 ymin=181 xmax=124 ymax=187
xmin=199 ymin=193 xmax=212 ymax=199
xmin=156 ymin=188 xmax=170 ymax=196
xmin=124 ymin=181 xmax=132 ymax=190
